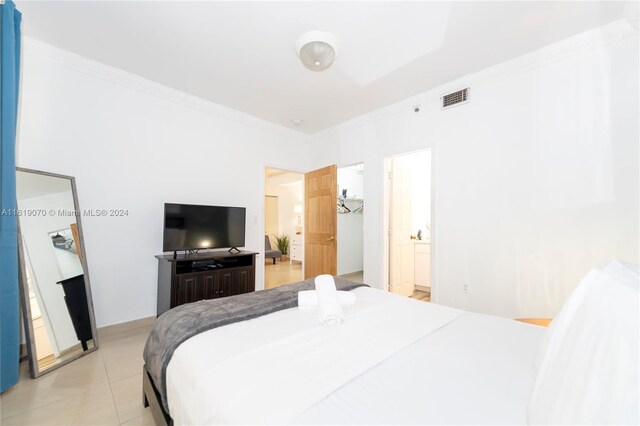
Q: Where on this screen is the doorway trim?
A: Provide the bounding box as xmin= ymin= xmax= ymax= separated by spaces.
xmin=382 ymin=148 xmax=436 ymax=302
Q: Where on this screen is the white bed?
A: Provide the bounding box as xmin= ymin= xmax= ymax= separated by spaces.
xmin=166 ymin=288 xmax=544 ymax=425
xmin=164 ymin=261 xmax=639 ymax=425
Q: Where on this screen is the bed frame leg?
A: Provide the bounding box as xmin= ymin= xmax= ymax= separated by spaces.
xmin=143 ymin=365 xmax=173 ymax=426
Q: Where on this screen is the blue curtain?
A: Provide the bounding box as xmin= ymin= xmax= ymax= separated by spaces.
xmin=0 ymin=0 xmax=21 ymax=393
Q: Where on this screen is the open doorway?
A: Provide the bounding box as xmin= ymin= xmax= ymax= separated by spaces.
xmin=264 ymin=167 xmax=304 ymax=289
xmin=384 ymin=150 xmax=432 ymax=302
xmin=337 ymin=163 xmax=365 ymax=283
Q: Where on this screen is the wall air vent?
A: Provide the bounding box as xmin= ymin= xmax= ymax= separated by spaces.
xmin=442 ymin=88 xmax=469 ymax=109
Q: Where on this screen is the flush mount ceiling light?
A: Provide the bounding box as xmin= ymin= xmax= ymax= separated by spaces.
xmin=296 ymin=31 xmax=338 ymax=72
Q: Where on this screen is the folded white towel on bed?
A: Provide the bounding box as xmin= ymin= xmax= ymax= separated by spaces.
xmin=298 ymin=290 xmax=357 ymax=309
xmin=315 ymin=275 xmax=344 ymax=326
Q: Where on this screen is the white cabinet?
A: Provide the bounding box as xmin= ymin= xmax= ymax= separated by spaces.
xmin=290 ymin=235 xmax=303 ymax=263
xmin=414 ymin=241 xmax=431 ymax=287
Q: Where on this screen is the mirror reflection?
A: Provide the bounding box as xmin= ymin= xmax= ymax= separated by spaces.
xmin=16 ymin=169 xmax=97 ymax=376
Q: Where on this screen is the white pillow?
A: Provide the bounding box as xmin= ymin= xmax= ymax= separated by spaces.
xmin=600 ymin=260 xmax=640 ymax=289
xmin=532 ymin=261 xmax=640 ymax=377
xmin=528 ymin=263 xmax=639 ymax=425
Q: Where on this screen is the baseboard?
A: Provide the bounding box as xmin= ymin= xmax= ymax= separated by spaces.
xmin=98 ymin=316 xmax=156 ymax=335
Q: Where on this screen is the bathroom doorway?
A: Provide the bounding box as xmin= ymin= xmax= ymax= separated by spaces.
xmin=384 ymin=150 xmax=432 ymax=301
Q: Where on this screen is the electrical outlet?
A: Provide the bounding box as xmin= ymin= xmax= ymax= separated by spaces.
xmin=462 ymin=283 xmax=469 ymax=294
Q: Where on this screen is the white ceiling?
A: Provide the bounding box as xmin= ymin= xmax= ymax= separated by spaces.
xmin=17 ymin=1 xmax=628 ymax=134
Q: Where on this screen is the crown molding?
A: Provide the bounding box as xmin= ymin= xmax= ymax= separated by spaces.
xmin=312 ymin=18 xmax=639 ymax=142
xmin=23 ymin=37 xmax=306 ymax=141
xmin=22 ymin=16 xmax=638 ymax=144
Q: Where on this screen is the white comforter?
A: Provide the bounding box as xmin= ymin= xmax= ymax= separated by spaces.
xmin=167 ymin=287 xmax=544 ymax=425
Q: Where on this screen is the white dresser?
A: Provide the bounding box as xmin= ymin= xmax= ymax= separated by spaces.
xmin=290 ymin=234 xmax=303 ymax=264
xmin=414 ymin=241 xmax=431 ymax=287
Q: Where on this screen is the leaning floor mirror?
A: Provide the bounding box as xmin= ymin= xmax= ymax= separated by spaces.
xmin=16 ymin=167 xmax=98 ymax=378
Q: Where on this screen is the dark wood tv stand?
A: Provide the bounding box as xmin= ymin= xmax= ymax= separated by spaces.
xmin=155 ymin=250 xmax=257 ymax=316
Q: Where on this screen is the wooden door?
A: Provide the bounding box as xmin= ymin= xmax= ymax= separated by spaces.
xmin=304 ymin=165 xmax=337 ymax=279
xmin=69 ymin=223 xmax=82 ymax=262
xmin=390 ymin=160 xmax=415 ymax=296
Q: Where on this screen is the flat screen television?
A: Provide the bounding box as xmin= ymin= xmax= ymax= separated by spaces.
xmin=163 ymin=203 xmax=246 ymax=252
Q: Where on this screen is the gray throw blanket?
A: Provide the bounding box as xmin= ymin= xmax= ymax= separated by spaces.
xmin=143 ymin=277 xmax=368 ymax=414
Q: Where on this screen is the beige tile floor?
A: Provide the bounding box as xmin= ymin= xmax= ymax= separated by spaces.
xmin=411 ymin=288 xmax=431 ymax=302
xmin=264 ymin=260 xmax=366 ymax=290
xmin=0 ymin=317 xmax=156 ymax=425
xmin=338 ymin=271 xmax=364 ymax=283
xmin=339 ymin=272 xmax=430 ymax=302
xmin=264 ymin=259 xmax=303 ymax=289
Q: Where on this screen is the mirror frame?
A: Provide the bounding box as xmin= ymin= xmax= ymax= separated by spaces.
xmin=16 ymin=167 xmax=99 ymax=378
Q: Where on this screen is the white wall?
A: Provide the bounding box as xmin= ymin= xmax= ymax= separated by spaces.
xmin=17 ymin=40 xmax=308 ymax=327
xmin=17 ymin=21 xmax=639 ymax=325
xmin=337 ymin=166 xmax=364 ymax=200
xmin=337 ymin=208 xmax=364 ymax=275
xmin=264 ymin=195 xmax=279 ymax=240
xmin=308 ymin=22 xmax=640 ymax=318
